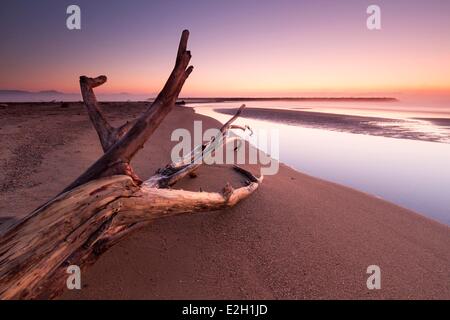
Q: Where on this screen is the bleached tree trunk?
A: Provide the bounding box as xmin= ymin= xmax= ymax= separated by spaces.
xmin=0 ymin=30 xmax=262 ymax=300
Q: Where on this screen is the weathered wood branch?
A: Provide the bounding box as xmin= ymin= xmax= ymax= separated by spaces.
xmin=79 ymin=75 xmax=136 ymax=152
xmin=150 ymin=104 xmax=250 ymax=188
xmin=79 ymin=75 xmax=114 ymax=151
xmin=0 ymin=30 xmax=262 ymax=300
xmin=64 ymin=30 xmax=193 ymax=193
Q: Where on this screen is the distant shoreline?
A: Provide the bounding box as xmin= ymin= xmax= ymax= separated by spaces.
xmin=176 ymin=97 xmax=398 ymax=104
xmin=0 ymin=95 xmax=398 ymax=104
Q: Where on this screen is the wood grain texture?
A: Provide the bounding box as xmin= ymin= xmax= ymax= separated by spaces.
xmin=0 ymin=30 xmax=261 ymax=299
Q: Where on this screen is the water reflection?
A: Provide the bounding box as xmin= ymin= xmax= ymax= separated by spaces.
xmin=193 ymin=103 xmax=450 ymax=225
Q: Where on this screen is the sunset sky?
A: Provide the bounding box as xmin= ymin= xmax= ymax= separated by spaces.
xmin=0 ymin=0 xmax=449 ymax=97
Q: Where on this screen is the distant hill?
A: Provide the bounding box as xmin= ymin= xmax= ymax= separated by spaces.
xmin=0 ymin=90 xmax=79 ymax=102
xmin=37 ymin=90 xmax=65 ymax=95
xmin=0 ymin=90 xmax=150 ymax=102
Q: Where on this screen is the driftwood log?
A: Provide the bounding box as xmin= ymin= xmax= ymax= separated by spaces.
xmin=0 ymin=30 xmax=262 ymax=299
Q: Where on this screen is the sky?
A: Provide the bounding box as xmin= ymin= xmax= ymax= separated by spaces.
xmin=0 ymin=0 xmax=449 ymax=97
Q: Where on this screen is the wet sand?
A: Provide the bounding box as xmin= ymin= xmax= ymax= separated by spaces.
xmin=215 ymin=107 xmax=450 ymax=143
xmin=0 ymin=102 xmax=449 ymax=299
xmin=415 ymin=117 xmax=450 ymax=128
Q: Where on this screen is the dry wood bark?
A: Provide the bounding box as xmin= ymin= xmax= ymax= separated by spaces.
xmin=0 ymin=30 xmax=262 ymax=299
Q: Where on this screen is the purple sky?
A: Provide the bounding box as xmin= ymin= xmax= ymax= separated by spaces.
xmin=0 ymin=0 xmax=449 ymax=96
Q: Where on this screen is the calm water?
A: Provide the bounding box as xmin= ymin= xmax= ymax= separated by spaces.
xmin=192 ymin=100 xmax=450 ymax=225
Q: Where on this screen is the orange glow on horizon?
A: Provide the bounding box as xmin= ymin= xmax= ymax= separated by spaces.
xmin=1 ymin=1 xmax=449 ymax=99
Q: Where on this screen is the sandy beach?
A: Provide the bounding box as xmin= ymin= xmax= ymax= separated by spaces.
xmin=0 ymin=102 xmax=449 ymax=299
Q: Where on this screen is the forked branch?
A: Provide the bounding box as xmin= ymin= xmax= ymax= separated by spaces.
xmin=0 ymin=30 xmax=263 ymax=300
xmin=64 ymin=30 xmax=193 ymax=192
xmin=79 ymin=75 xmax=136 ymax=152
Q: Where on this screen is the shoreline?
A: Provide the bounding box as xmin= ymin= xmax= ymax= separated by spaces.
xmin=0 ymin=102 xmax=449 ymax=299
xmin=0 ymin=97 xmax=399 ymax=104
xmin=214 ymin=107 xmax=450 ymax=143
